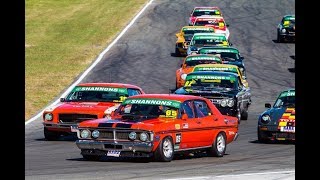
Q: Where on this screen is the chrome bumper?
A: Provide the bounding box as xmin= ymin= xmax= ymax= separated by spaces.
xmin=76 ymin=140 xmax=154 ymax=152
xmin=233 ymin=132 xmax=239 ymax=141
xmin=43 ymin=122 xmax=78 ymax=129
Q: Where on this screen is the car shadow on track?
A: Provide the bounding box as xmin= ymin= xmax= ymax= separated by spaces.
xmin=249 ymin=140 xmax=295 ymax=145
xmin=66 ymin=152 xmax=230 ymax=163
xmin=272 ymin=39 xmax=295 ymax=44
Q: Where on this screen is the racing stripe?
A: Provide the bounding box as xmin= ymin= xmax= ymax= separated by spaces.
xmin=115 ymin=123 xmax=132 ymax=128
xmin=98 ymin=123 xmax=114 ymax=127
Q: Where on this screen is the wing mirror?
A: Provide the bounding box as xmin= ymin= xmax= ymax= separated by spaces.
xmin=226 ymin=23 xmax=229 ymax=27
xmin=182 ymin=113 xmax=188 ymax=120
xmin=265 ymin=103 xmax=271 ymax=108
xmin=242 ymin=75 xmax=247 ymax=80
xmin=60 ymin=98 xmax=65 ymax=102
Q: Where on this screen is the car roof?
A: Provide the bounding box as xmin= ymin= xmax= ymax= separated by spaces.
xmin=182 ymin=26 xmax=214 ymax=30
xmin=195 ymin=16 xmax=224 ymax=20
xmin=77 ymin=83 xmax=142 ymax=89
xmin=199 ymin=46 xmax=240 ymax=52
xmin=187 ymin=71 xmax=239 ymax=77
xmin=194 ymin=64 xmax=239 ymax=69
xmin=185 ymin=54 xmax=222 ymax=62
xmin=194 ymin=6 xmax=220 ymax=10
xmin=126 ymin=94 xmax=208 ymax=102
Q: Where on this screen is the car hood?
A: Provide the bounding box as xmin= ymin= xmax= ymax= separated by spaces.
xmin=47 ymin=102 xmax=120 ymax=114
xmin=175 ymin=87 xmax=236 ymax=98
xmin=263 ymin=107 xmax=295 ymax=124
xmin=78 ymin=117 xmax=177 ymax=131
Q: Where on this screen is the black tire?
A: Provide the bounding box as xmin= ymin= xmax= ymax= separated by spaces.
xmin=82 ymin=154 xmax=101 ymax=161
xmin=257 ymin=128 xmax=269 ymax=143
xmin=208 ymin=132 xmax=227 ymax=157
xmin=236 ymin=110 xmax=241 ymax=124
xmin=44 ymin=127 xmax=60 ymax=141
xmin=241 ymin=105 xmax=248 ymax=120
xmin=277 ymin=32 xmax=282 ymax=43
xmin=154 ymin=136 xmax=174 ymax=162
xmin=175 ymin=48 xmax=181 ymax=57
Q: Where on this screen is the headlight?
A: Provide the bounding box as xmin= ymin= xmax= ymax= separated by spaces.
xmin=128 ymin=132 xmax=137 ymax=140
xmin=44 ymin=113 xmax=53 ymax=121
xmin=261 ymin=115 xmax=271 ymax=124
xmin=281 ymin=29 xmax=286 ymax=33
xmin=140 ymin=132 xmax=148 ymax=141
xmin=220 ymin=99 xmax=227 ymax=107
xmin=181 ymin=74 xmax=187 ymax=80
xmin=91 ymin=130 xmax=100 ymax=138
xmin=227 ymin=99 xmax=234 ymax=107
xmin=80 ymin=129 xmax=91 ymax=139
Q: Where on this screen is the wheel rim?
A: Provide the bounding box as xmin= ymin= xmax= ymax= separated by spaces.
xmin=162 ymin=138 xmax=173 ymax=158
xmin=216 ymin=134 xmax=226 ymax=153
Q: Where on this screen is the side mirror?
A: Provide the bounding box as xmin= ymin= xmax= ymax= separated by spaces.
xmin=226 ymin=24 xmax=229 ymax=27
xmin=242 ymin=76 xmax=247 ymax=80
xmin=265 ymin=103 xmax=271 ymax=108
xmin=229 ymin=42 xmax=233 ymax=46
xmin=180 ymin=63 xmax=183 ymax=67
xmin=240 ymin=56 xmax=244 ymax=60
xmin=60 ymin=98 xmax=65 ymax=102
xmin=182 ymin=113 xmax=188 ymax=120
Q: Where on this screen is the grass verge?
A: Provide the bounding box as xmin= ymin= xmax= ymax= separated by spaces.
xmin=26 ymin=0 xmax=148 ymax=120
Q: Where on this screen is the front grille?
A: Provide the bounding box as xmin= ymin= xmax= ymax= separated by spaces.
xmin=59 ymin=114 xmax=98 ymax=123
xmin=87 ymin=129 xmax=152 ymax=142
xmin=99 ymin=131 xmax=114 ymax=139
xmin=116 ymin=132 xmax=130 ymax=140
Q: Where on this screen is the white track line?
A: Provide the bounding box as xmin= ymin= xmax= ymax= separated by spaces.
xmin=25 ymin=0 xmax=154 ymax=125
xmin=164 ymin=170 xmax=295 ymax=180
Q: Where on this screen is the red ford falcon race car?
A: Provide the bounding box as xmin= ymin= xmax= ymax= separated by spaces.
xmin=75 ymin=94 xmax=239 ymax=162
xmin=176 ymin=54 xmax=222 ymax=89
xmin=42 ymin=83 xmax=145 ymax=140
xmin=188 ymin=7 xmax=222 ymax=25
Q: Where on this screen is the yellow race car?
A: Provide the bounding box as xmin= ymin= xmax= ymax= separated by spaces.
xmin=191 ymin=64 xmax=249 ymax=88
xmin=175 ymin=26 xmax=215 ymax=56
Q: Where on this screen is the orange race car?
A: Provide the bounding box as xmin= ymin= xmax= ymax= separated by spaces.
xmin=42 ymin=83 xmax=145 ymax=140
xmin=75 ymin=94 xmax=239 ymax=162
xmin=176 ymin=54 xmax=222 ymax=89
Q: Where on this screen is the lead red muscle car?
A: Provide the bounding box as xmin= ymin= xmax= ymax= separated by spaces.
xmin=75 ymin=94 xmax=239 ymax=162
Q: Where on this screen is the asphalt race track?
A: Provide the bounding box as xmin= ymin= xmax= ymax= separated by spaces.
xmin=25 ymin=0 xmax=295 ymax=179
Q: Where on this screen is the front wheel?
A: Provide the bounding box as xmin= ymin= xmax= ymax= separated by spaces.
xmin=241 ymin=105 xmax=248 ymax=120
xmin=175 ymin=48 xmax=181 ymax=57
xmin=257 ymin=128 xmax=269 ymax=143
xmin=277 ymin=32 xmax=282 ymax=43
xmin=208 ymin=132 xmax=227 ymax=157
xmin=154 ymin=136 xmax=174 ymax=162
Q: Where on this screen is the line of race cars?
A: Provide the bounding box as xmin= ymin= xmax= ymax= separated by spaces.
xmin=41 ymin=7 xmax=295 ymax=162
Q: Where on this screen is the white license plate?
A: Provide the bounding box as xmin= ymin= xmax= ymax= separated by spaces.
xmin=107 ymin=150 xmax=121 ymax=157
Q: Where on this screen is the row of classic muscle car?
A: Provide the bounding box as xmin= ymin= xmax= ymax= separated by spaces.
xmin=173 ymin=6 xmax=251 ymax=124
xmin=41 ymin=7 xmax=295 ymax=162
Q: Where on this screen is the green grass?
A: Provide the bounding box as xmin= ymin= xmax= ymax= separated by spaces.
xmin=26 ymin=0 xmax=148 ymax=120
